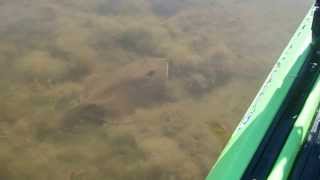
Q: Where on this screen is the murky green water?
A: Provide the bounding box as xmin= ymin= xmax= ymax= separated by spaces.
xmin=0 ymin=0 xmax=313 ymax=179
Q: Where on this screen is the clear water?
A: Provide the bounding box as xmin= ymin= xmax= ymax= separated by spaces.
xmin=0 ymin=0 xmax=312 ymax=179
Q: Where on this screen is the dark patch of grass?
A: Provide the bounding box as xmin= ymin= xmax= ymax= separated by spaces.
xmin=61 ymin=104 xmax=108 ymax=132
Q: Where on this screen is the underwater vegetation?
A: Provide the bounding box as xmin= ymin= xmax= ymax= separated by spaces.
xmin=0 ymin=0 xmax=312 ymax=179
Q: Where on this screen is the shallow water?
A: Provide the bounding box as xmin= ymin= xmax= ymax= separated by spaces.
xmin=0 ymin=0 xmax=313 ymax=179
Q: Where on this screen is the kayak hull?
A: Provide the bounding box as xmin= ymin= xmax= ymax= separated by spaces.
xmin=206 ymin=7 xmax=316 ymax=180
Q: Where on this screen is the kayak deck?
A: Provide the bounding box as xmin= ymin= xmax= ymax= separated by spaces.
xmin=207 ymin=2 xmax=320 ymax=180
xmin=242 ymin=41 xmax=320 ymax=179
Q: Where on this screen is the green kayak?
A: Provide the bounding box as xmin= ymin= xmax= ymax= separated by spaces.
xmin=207 ymin=1 xmax=320 ymax=180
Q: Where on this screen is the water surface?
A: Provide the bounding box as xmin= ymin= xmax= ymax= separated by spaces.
xmin=0 ymin=0 xmax=312 ymax=179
